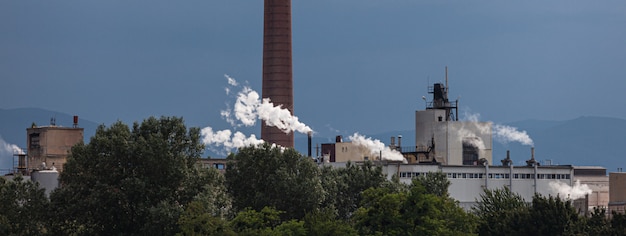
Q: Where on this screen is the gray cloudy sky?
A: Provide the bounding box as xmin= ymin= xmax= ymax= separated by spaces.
xmin=1 ymin=0 xmax=625 ymax=138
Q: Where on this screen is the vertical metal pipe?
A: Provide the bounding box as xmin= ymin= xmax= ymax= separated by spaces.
xmin=307 ymin=132 xmax=312 ymax=157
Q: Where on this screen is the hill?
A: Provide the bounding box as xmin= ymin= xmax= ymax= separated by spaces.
xmin=296 ymin=117 xmax=626 ymax=172
xmin=2 ymin=108 xmax=624 ymax=172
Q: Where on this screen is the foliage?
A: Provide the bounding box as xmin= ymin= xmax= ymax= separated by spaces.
xmin=526 ymin=194 xmax=584 ymax=236
xmin=585 ymin=207 xmax=611 ymax=235
xmin=354 ymin=186 xmax=408 ymax=235
xmin=0 ymin=176 xmax=49 ymax=235
xmin=415 ymin=171 xmax=450 ymax=197
xmin=303 ymin=207 xmax=358 ymax=236
xmin=319 ymin=161 xmax=387 ymax=219
xmin=610 ymin=211 xmax=626 ymax=236
xmin=229 ymin=207 xmax=283 ymax=235
xmin=354 ymin=179 xmax=476 ymax=236
xmin=47 ymin=116 xmax=213 ymax=235
xmin=225 ymin=143 xmax=323 ymax=220
xmin=404 ymin=179 xmax=476 ymax=236
xmin=473 ymin=187 xmax=530 ymax=236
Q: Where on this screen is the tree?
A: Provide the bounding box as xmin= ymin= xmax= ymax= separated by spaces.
xmin=225 ymin=143 xmax=323 ymax=220
xmin=473 ymin=187 xmax=530 ymax=236
xmin=585 ymin=207 xmax=611 ymax=235
xmin=229 ymin=207 xmax=283 ymax=235
xmin=354 ymin=179 xmax=476 ymax=236
xmin=403 ymin=179 xmax=476 ymax=236
xmin=320 ymin=161 xmax=387 ymax=219
xmin=303 ymin=207 xmax=358 ymax=236
xmin=526 ymin=194 xmax=584 ymax=236
xmin=354 ymin=186 xmax=408 ymax=235
xmin=177 ymin=168 xmax=233 ymax=235
xmin=611 ymin=211 xmax=626 ymax=236
xmin=0 ymin=176 xmax=49 ymax=235
xmin=48 ymin=116 xmax=211 ymax=235
xmin=415 ymin=171 xmax=450 ymax=197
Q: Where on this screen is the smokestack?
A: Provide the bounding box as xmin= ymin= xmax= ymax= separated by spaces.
xmin=507 ymin=150 xmax=510 ymax=159
xmin=307 ymin=132 xmax=312 ymax=157
xmin=531 ymin=147 xmax=535 ymax=160
xmin=261 ymin=0 xmax=294 ymax=147
xmin=397 ymin=135 xmax=402 ymax=150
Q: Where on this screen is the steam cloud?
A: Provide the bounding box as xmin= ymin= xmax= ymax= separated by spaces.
xmin=549 ymin=180 xmax=592 ymax=200
xmin=0 ymin=136 xmax=24 ymax=155
xmin=201 ymin=75 xmax=314 ymax=154
xmin=0 ymin=136 xmax=24 ymax=169
xmin=462 ymin=111 xmax=533 ymax=146
xmin=200 ymin=127 xmax=264 ymax=152
xmin=348 ymin=133 xmax=405 ymax=162
xmin=493 ymin=124 xmax=533 ymax=146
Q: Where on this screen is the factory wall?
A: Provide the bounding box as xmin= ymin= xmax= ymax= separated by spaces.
xmin=27 ymin=126 xmax=84 ymax=172
xmin=415 ymin=110 xmax=492 ymax=165
xmin=384 ymin=163 xmax=574 ymax=210
xmin=609 ymin=172 xmax=626 ymax=215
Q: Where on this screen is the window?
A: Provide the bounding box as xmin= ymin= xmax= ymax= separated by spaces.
xmin=29 ymin=133 xmax=40 ymax=149
xmin=462 ymin=138 xmax=480 ymax=165
xmin=213 ymin=163 xmax=225 ymax=170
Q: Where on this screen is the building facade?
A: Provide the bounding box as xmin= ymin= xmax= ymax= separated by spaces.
xmin=27 ymin=125 xmax=83 ymax=172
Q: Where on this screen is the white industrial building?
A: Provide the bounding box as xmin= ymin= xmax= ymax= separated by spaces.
xmin=319 ymin=78 xmax=602 ymax=211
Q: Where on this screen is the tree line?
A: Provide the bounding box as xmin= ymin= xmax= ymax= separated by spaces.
xmin=0 ymin=116 xmax=625 ymax=235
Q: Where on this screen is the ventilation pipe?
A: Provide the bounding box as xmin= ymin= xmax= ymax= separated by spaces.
xmin=307 ymin=132 xmax=312 ymax=157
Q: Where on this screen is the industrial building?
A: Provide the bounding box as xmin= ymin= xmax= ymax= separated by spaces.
xmin=4 ymin=116 xmax=84 ymax=196
xmin=26 ymin=117 xmax=83 ymax=172
xmin=609 ymin=172 xmax=626 ymax=215
xmin=318 ymin=75 xmax=610 ymax=212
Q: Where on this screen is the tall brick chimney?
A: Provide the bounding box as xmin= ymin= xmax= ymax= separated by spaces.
xmin=262 ymin=0 xmax=294 ymax=147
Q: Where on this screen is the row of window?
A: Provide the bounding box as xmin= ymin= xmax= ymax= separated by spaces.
xmin=398 ymin=172 xmax=571 ymax=180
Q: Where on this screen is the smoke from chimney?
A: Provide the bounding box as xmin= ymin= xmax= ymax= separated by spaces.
xmin=0 ymin=136 xmax=24 ymax=155
xmin=348 ymin=133 xmax=405 ymax=162
xmin=201 ymin=75 xmax=313 ymax=154
xmin=463 ymin=111 xmax=533 ymax=146
xmin=549 ymin=180 xmax=592 ymax=200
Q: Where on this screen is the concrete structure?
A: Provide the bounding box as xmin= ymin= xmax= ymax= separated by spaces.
xmin=27 ymin=119 xmax=83 ymax=172
xmin=261 ymin=0 xmax=294 ymax=147
xmin=197 ymin=158 xmax=228 ymax=174
xmin=609 ymin=172 xmax=626 ymax=215
xmin=321 ymin=160 xmax=575 ymax=210
xmin=573 ymin=166 xmax=609 ymax=213
xmin=414 ymin=112 xmax=493 ymax=165
xmin=320 ymin=136 xmax=381 ymax=163
xmin=31 ymin=168 xmax=60 ymax=197
xmin=413 ymin=78 xmax=492 ymax=165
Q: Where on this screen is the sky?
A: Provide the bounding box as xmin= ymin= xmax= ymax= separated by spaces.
xmin=2 ymin=0 xmax=625 ymax=139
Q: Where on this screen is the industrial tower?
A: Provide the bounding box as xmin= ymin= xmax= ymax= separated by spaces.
xmin=262 ymin=0 xmax=294 ymax=147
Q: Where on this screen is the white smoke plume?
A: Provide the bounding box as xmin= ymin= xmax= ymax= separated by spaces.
xmin=0 ymin=136 xmax=24 ymax=170
xmin=348 ymin=133 xmax=405 ymax=162
xmin=201 ymin=75 xmax=314 ymax=154
xmin=493 ymin=124 xmax=533 ymax=146
xmin=549 ymin=180 xmax=593 ymax=200
xmin=222 ymin=75 xmax=313 ymax=134
xmin=0 ymin=136 xmax=24 ymax=155
xmin=462 ymin=111 xmax=533 ymax=146
xmin=201 ymin=127 xmax=265 ymax=154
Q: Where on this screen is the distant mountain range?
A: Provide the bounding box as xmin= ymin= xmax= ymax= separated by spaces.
xmin=1 ymin=108 xmax=624 ymax=172
xmin=295 ymin=117 xmax=626 ymax=172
